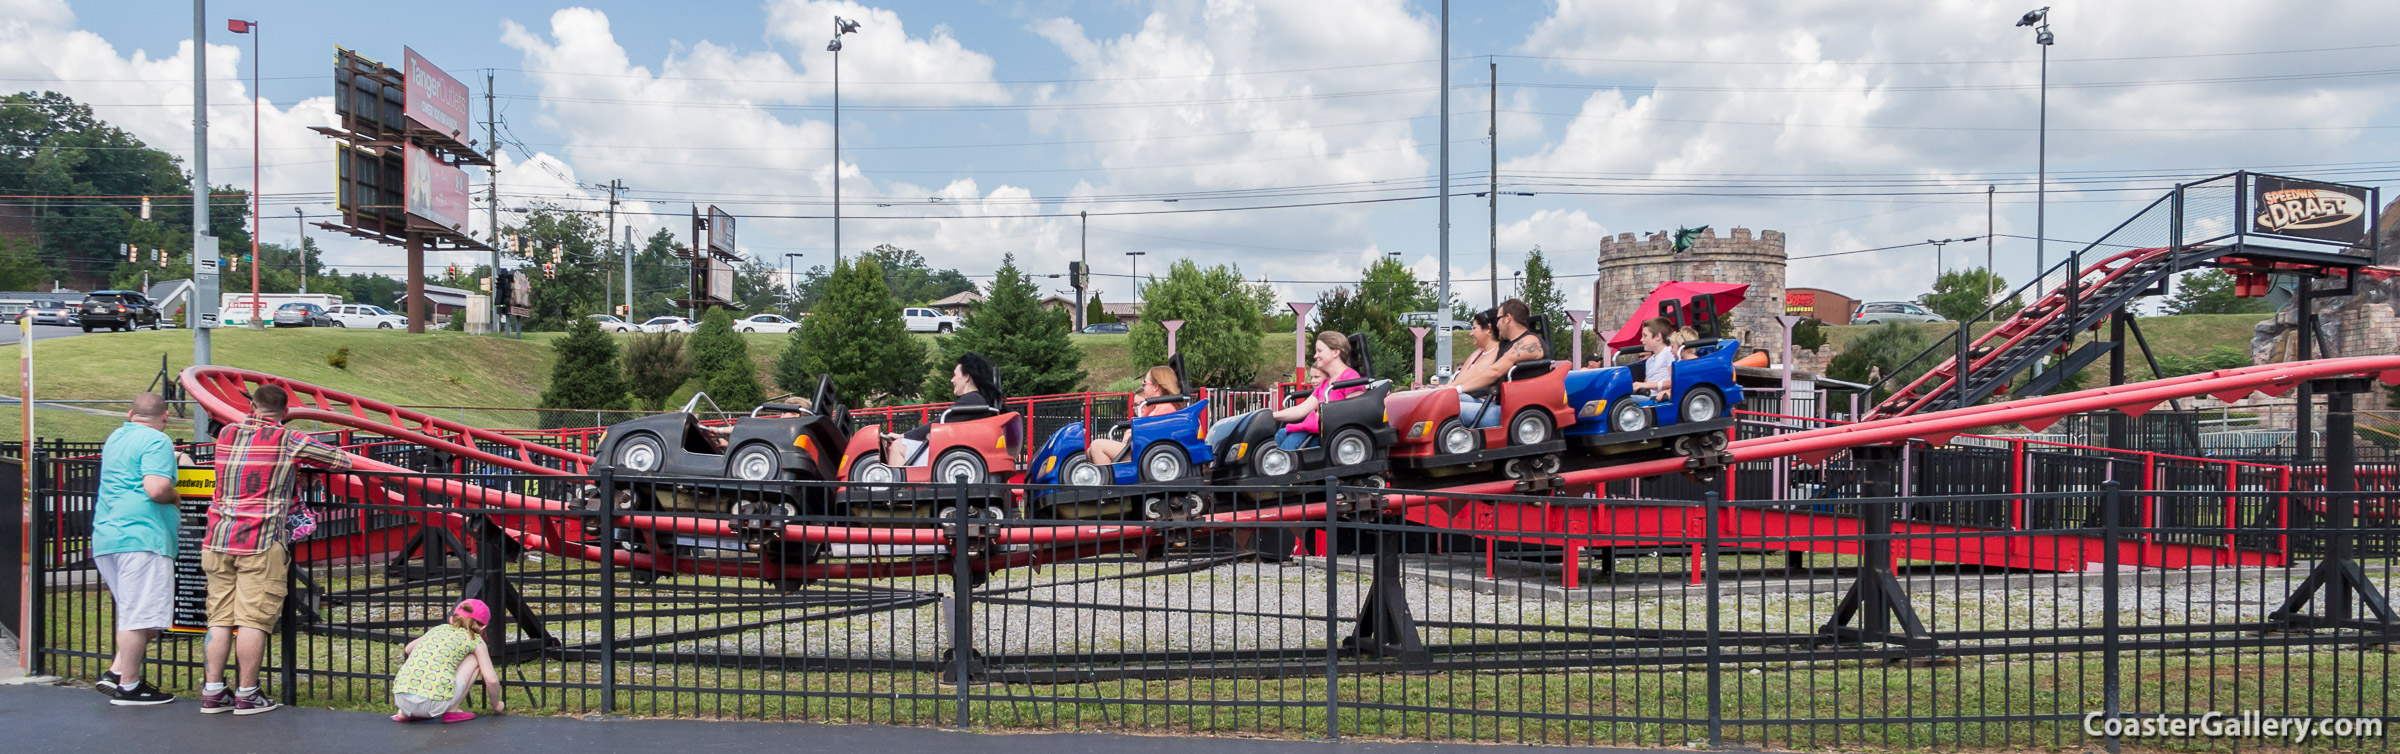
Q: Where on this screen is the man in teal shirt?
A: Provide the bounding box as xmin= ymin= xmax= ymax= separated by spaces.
xmin=93 ymin=393 xmax=186 ymax=706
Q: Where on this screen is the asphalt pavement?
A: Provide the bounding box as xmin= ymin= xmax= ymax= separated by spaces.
xmin=0 ymin=684 xmax=1680 ymax=754
xmin=0 ymin=323 xmax=101 ymax=345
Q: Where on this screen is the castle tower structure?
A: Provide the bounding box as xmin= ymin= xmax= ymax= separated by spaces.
xmin=1594 ymin=227 xmax=1787 ymax=348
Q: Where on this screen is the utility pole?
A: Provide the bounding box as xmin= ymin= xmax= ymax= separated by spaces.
xmin=486 ymin=72 xmax=501 ymax=334
xmin=1434 ymin=0 xmax=1453 ymax=373
xmin=623 ymin=225 xmax=633 ymax=318
xmin=189 ymin=0 xmax=214 ymax=410
xmin=605 ymin=179 xmax=623 ymax=317
xmin=1077 ymin=210 xmax=1088 ymax=330
xmin=294 ymin=207 xmax=307 ymax=294
xmin=1488 ymin=58 xmax=1498 ymax=309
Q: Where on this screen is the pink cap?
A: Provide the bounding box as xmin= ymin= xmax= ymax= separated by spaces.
xmin=454 ymin=599 xmax=490 ymax=625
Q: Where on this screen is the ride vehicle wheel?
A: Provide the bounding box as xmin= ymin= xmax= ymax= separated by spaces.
xmin=1256 ymin=446 xmax=1296 ymax=477
xmin=728 ymin=443 xmax=789 ymax=481
xmin=1536 ymin=454 xmax=1562 ymax=474
xmin=1063 ymin=452 xmax=1105 ymax=486
xmin=1510 ymin=408 xmax=1556 ymax=447
xmin=1503 ymin=458 xmax=1528 ymax=480
xmin=1701 ymin=431 xmax=1730 ymax=452
xmin=1672 ymin=435 xmax=1698 ymax=456
xmin=615 ymin=433 xmax=666 ymax=474
xmin=846 ymin=451 xmax=894 ymax=485
xmin=1138 ymin=443 xmax=1189 ymax=483
xmin=1329 ymin=428 xmax=1374 ymax=468
xmin=1610 ymin=400 xmax=1654 ymax=434
xmin=934 ymin=449 xmax=988 ymax=484
xmin=1436 ymin=419 xmax=1479 ymax=456
xmin=1682 ymin=385 xmax=1727 ymax=423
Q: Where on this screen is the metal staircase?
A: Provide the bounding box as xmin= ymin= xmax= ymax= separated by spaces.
xmin=1865 ymin=245 xmax=2218 ymax=421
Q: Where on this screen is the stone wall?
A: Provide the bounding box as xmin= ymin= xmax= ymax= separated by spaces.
xmin=1593 ymin=227 xmax=1787 ymax=351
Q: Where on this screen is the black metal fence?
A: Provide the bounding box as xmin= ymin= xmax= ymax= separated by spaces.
xmin=22 ymin=457 xmax=2397 ymax=749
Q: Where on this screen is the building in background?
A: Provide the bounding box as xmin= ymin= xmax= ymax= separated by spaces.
xmin=1783 ymin=287 xmax=1856 ymax=325
xmin=1595 ymin=227 xmax=1786 ymax=345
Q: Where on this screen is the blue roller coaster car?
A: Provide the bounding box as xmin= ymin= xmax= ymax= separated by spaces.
xmin=1024 ymin=395 xmax=1216 ymax=517
xmin=1564 ymin=338 xmax=1745 ymax=439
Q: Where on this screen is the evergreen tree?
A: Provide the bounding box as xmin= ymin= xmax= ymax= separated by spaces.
xmin=536 ymin=316 xmax=630 ymax=428
xmin=1518 ymin=247 xmax=1570 ymax=332
xmin=1084 ymin=291 xmax=1108 ymax=329
xmin=687 ymin=307 xmax=765 ymax=411
xmin=1129 ymin=260 xmax=1269 ymax=388
xmin=632 ymin=229 xmax=690 ymax=320
xmin=790 ymin=256 xmax=929 ymax=405
xmin=924 ymin=255 xmax=1085 ymax=400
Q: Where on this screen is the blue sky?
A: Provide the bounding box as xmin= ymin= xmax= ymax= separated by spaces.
xmin=9 ymin=0 xmax=2399 ymax=312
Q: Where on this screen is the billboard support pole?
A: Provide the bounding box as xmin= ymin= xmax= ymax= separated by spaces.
xmin=406 ymin=233 xmax=426 ymax=333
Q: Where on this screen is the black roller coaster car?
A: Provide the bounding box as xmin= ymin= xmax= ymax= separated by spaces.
xmin=587 ymin=376 xmax=852 ymax=558
xmin=1204 ymin=332 xmax=1397 ymax=497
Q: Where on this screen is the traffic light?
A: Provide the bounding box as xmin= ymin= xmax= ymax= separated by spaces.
xmin=542 ymin=263 xmax=556 ymax=280
xmin=1068 ymin=261 xmax=1084 ymax=290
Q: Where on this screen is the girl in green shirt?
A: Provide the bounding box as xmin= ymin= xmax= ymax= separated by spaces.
xmin=391 ymin=599 xmax=505 ymax=723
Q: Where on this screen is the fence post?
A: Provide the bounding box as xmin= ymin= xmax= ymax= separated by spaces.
xmin=949 ymin=480 xmax=976 ymax=727
xmin=2100 ymin=480 xmax=2122 ymax=754
xmin=278 ymin=540 xmax=299 ymax=706
xmin=1704 ymin=491 xmax=1724 ymax=750
xmin=1322 ymin=476 xmax=1340 ymax=741
xmin=596 ymin=464 xmax=617 ymax=715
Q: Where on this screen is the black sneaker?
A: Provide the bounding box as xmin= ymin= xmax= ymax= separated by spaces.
xmin=96 ymin=671 xmax=121 ymax=696
xmin=109 ymin=680 xmax=176 ymax=707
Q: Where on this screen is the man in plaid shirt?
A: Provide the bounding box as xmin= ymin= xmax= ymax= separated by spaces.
xmin=199 ymin=384 xmax=350 ymax=715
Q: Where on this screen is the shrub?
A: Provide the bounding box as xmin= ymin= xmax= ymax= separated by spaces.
xmin=622 ymin=332 xmax=693 ymax=411
xmin=324 ymin=345 xmax=350 ymax=370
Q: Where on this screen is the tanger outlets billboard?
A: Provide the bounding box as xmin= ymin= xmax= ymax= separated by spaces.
xmin=403 ymin=47 xmax=470 ymax=141
xmin=405 ymin=144 xmax=471 ymax=232
xmin=708 ymin=205 xmax=736 ymax=256
xmin=2252 ymin=175 xmax=2371 ymax=246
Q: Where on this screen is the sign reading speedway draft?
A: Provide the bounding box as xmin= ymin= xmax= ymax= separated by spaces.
xmin=402 ymin=47 xmax=470 ymax=140
xmin=169 ymin=466 xmax=217 ymax=634
xmin=2251 ymin=175 xmax=2371 ymax=246
xmin=405 ymin=143 xmax=472 ymax=232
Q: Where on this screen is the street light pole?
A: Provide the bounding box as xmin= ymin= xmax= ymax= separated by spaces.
xmin=1434 ymin=0 xmax=1453 ymax=374
xmin=784 ymin=252 xmax=804 ymax=307
xmin=2020 ymin=8 xmax=2053 ymax=299
xmin=828 ymin=16 xmax=861 ymax=266
xmin=229 ymin=18 xmax=262 ymax=329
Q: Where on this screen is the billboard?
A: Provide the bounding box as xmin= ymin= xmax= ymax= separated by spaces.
xmin=707 ymin=205 xmax=736 ymax=255
xmin=404 ymin=144 xmax=472 ymax=232
xmin=707 ymin=257 xmax=735 ymax=302
xmin=334 ymin=48 xmax=404 ymax=138
xmin=2250 ymin=174 xmax=2371 ymax=246
xmin=402 ymin=47 xmax=471 ymax=140
xmin=509 ymin=270 xmax=532 ymax=318
xmin=335 ymin=144 xmax=405 ymax=236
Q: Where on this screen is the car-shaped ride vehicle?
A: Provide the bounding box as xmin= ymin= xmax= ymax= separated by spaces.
xmin=1024 ymin=356 xmax=1215 ymax=519
xmin=1203 ymin=333 xmax=1395 ymax=496
xmin=589 ymin=377 xmax=853 ymax=561
xmin=1383 ymin=318 xmax=1577 ymax=483
xmin=1562 ymin=337 xmax=1744 ymax=455
xmin=839 ymin=371 xmax=1027 ymax=520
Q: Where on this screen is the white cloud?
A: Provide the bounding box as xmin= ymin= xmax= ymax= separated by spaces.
xmin=1027 ymin=0 xmax=1440 ymax=305
xmin=1510 ymin=0 xmax=2400 ymax=303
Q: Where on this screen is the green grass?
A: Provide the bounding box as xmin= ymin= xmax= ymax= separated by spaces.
xmin=1821 ymin=314 xmax=2262 ymax=383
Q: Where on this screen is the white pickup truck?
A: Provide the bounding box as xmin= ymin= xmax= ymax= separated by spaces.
xmin=901 ymin=307 xmax=959 ymax=333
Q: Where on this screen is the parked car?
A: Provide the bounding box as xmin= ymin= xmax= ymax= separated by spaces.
xmin=19 ymin=300 xmax=77 ymax=326
xmin=78 ymin=290 xmax=160 ymax=332
xmin=1851 ymin=301 xmax=1947 ymax=325
xmin=1077 ymin=322 xmax=1129 ymax=335
xmin=639 ymin=316 xmax=697 ymax=333
xmin=586 ymin=314 xmax=638 ymax=333
xmin=736 ymin=314 xmax=800 ymax=334
xmin=272 ymin=302 xmax=336 ymax=328
xmin=902 ymin=307 xmax=959 ymax=333
xmin=325 ymin=303 xmax=406 ymax=329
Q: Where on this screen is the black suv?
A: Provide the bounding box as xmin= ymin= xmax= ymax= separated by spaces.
xmin=79 ymin=290 xmax=162 ymax=332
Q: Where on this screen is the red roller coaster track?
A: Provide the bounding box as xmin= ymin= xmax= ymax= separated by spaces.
xmin=182 ymin=356 xmax=2400 ymax=580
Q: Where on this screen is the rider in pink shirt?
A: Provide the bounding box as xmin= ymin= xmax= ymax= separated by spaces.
xmin=1271 ymin=332 xmax=1363 ymax=450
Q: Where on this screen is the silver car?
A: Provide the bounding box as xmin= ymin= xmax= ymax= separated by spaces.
xmin=1851 ymin=301 xmax=1947 ymax=325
